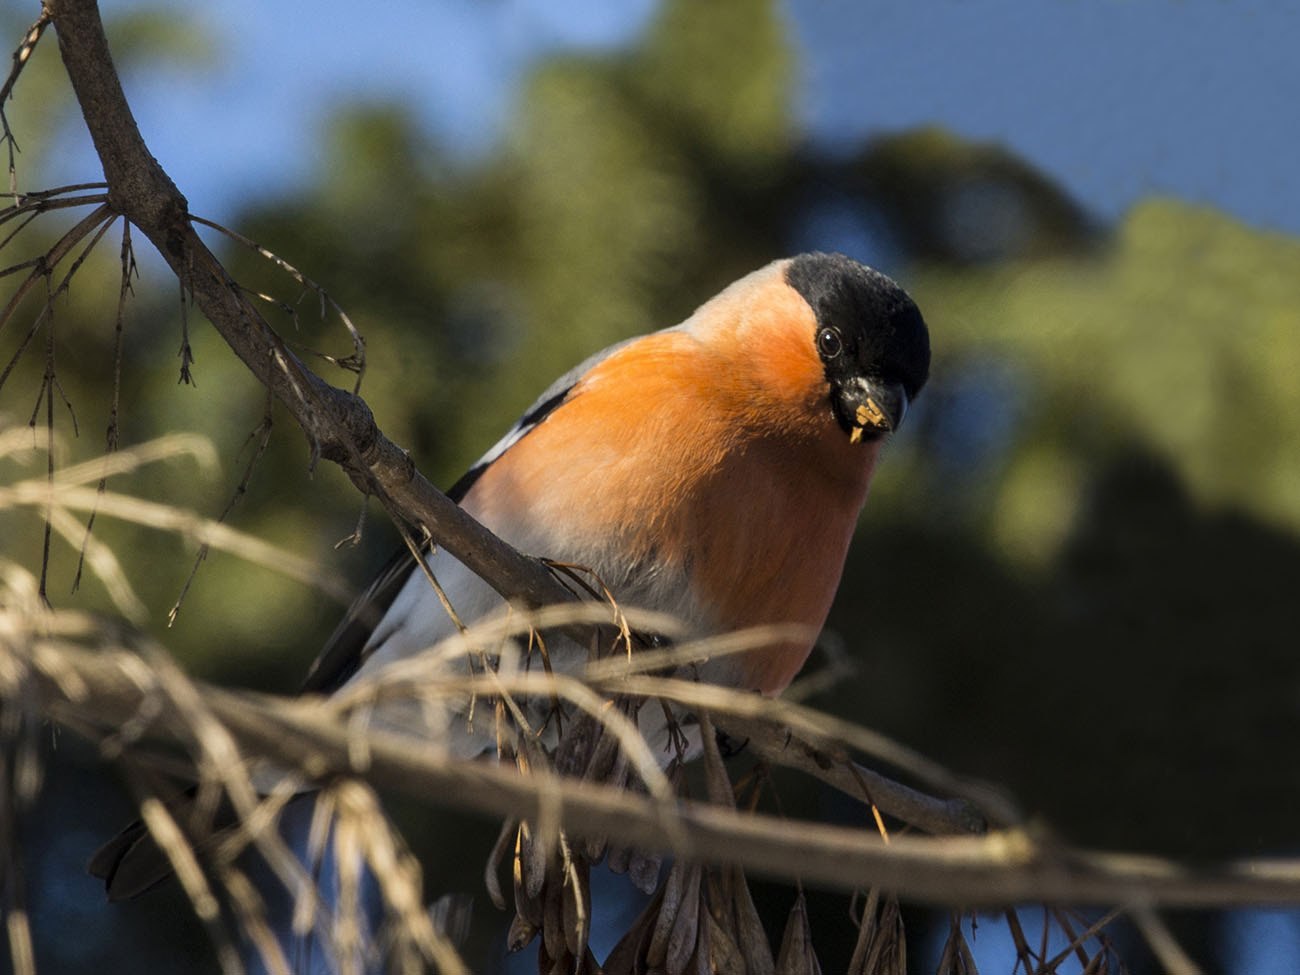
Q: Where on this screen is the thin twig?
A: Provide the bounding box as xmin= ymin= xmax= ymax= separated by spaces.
xmin=1129 ymin=906 xmax=1203 ymax=975
xmin=0 ymin=203 xmax=114 ymax=392
xmin=169 ymin=400 xmax=274 ymax=626
xmin=192 ymin=214 xmax=366 ymax=391
xmin=0 ymin=12 xmax=51 ymax=198
xmin=0 ymin=190 xmax=109 ymax=240
xmin=73 ymin=217 xmax=133 ymax=593
xmin=1 ymin=475 xmax=353 ymax=605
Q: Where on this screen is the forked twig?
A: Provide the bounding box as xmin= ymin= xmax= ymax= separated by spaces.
xmin=0 ymin=202 xmax=115 ymax=391
xmin=192 ymin=214 xmax=366 ymax=391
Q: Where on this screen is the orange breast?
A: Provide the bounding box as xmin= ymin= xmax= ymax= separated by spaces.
xmin=464 ymin=327 xmax=883 ymax=695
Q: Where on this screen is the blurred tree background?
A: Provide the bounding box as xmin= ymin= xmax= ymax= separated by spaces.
xmin=4 ymin=0 xmax=1299 ymax=971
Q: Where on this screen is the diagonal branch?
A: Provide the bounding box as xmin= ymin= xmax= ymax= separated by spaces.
xmin=43 ymin=0 xmax=569 ymax=614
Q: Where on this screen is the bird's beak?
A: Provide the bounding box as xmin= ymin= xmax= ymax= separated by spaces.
xmin=840 ymin=379 xmax=909 ymax=443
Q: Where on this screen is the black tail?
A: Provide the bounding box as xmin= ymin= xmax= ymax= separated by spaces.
xmin=89 ymin=812 xmax=186 ymax=901
xmin=88 ymin=788 xmax=232 ymax=901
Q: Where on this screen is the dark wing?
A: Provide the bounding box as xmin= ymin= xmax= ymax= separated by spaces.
xmin=89 ymin=789 xmax=317 ymax=901
xmin=89 ymin=816 xmax=164 ymax=900
xmin=297 ymin=336 xmax=639 ymax=697
xmin=88 ymin=789 xmax=236 ymax=901
xmin=299 ymin=544 xmax=419 ymax=694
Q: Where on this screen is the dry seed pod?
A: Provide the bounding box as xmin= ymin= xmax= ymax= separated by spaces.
xmin=583 ymin=836 xmax=608 ymax=865
xmin=536 ymin=943 xmax=561 ymax=975
xmin=563 ymin=946 xmax=602 ymax=975
xmin=729 ymin=867 xmax=775 ymax=975
xmin=645 ymin=857 xmax=689 ymax=969
xmin=775 ymin=893 xmax=823 ymax=975
xmin=686 ymin=905 xmax=712 ymax=975
xmin=934 ymin=915 xmax=979 ymax=975
xmin=562 ymin=855 xmax=591 ymax=958
xmin=513 ymin=825 xmax=543 ymax=928
xmin=696 ymin=711 xmax=736 ymax=809
xmin=883 ymin=896 xmax=907 ymax=975
xmin=602 ymin=907 xmax=652 ymax=975
xmin=664 ymin=865 xmax=703 ymax=975
xmin=583 ymin=712 xmax=625 ymax=783
xmin=952 ymin=926 xmax=980 ymax=975
xmin=628 ymin=849 xmax=663 ymax=894
xmin=606 ymin=841 xmax=632 ymax=876
xmin=704 ymin=910 xmax=747 ymax=975
xmin=521 ymin=819 xmax=550 ymax=900
xmin=582 ymin=735 xmax=631 ymax=861
xmin=494 ymin=699 xmax=512 ymax=758
xmin=704 ymin=869 xmax=733 ymax=934
xmin=854 ymin=895 xmax=905 ymax=975
xmin=508 ymin=915 xmax=540 ymax=954
xmin=554 ymin=711 xmax=599 ymax=778
xmin=485 ymin=819 xmax=516 ymax=911
xmin=846 ymin=889 xmax=880 ymax=974
xmin=542 ymin=860 xmax=567 ymax=960
xmin=604 ymin=775 xmax=662 ymax=892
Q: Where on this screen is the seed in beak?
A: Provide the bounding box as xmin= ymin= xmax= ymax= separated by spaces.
xmin=856 ymin=398 xmax=888 ymax=429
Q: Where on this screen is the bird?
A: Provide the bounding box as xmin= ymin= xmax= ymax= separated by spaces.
xmin=90 ymin=251 xmax=930 ymax=943
xmin=301 ymin=250 xmax=929 ymax=707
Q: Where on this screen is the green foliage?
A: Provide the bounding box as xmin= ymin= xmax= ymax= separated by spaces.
xmin=914 ymin=199 xmax=1300 ymax=562
xmin=632 ymin=0 xmax=792 ymax=172
xmin=105 ymin=6 xmax=222 ymax=71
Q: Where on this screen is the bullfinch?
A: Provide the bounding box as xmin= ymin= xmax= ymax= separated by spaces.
xmin=305 ymin=251 xmax=929 ymax=699
xmin=91 ymin=251 xmax=930 ymax=902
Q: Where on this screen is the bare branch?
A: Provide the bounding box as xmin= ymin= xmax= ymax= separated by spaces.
xmin=44 ymin=0 xmax=571 ymax=616
xmin=1129 ymin=906 xmax=1203 ymax=975
xmin=13 ymin=634 xmax=1300 ymax=912
xmin=1 ymin=474 xmax=353 ymax=605
xmin=715 ymin=714 xmax=990 ymax=837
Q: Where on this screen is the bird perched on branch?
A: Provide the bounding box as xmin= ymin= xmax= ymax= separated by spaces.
xmin=302 ymin=251 xmax=929 ymax=708
xmin=91 ymin=251 xmax=930 ymax=937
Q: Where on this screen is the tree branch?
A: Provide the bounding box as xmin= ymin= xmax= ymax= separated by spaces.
xmin=714 ymin=714 xmax=993 ymax=836
xmin=18 ymin=636 xmax=1300 ymax=911
xmin=43 ymin=0 xmax=569 ymax=612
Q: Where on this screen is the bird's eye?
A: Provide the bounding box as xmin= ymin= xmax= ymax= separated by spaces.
xmin=817 ymin=327 xmax=843 ymax=359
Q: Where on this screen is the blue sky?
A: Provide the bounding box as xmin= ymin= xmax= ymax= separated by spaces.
xmin=57 ymin=0 xmax=1300 ymax=239
xmin=789 ymin=0 xmax=1298 ymax=233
